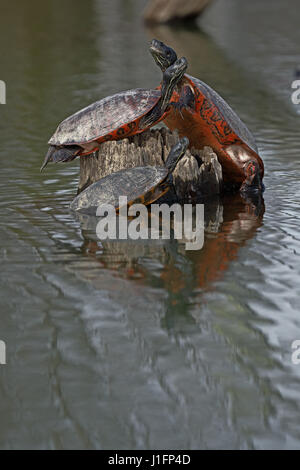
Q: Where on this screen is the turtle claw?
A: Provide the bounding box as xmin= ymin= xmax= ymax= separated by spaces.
xmin=172 ymin=101 xmax=186 ymax=120
xmin=240 ymin=160 xmax=264 ymax=194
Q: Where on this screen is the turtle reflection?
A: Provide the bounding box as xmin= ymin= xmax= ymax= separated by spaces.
xmin=76 ymin=193 xmax=264 ymax=293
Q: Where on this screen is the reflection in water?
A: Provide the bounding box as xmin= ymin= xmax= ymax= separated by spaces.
xmin=62 ymin=193 xmax=286 ymax=450
xmin=75 ymin=193 xmax=264 ymax=293
xmin=166 ymin=194 xmax=265 ymax=292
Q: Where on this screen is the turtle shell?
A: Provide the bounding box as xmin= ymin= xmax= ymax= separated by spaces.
xmin=49 ymin=89 xmax=161 ymax=146
xmin=70 ymin=166 xmax=168 ymax=214
xmin=186 ymin=74 xmax=258 ymax=153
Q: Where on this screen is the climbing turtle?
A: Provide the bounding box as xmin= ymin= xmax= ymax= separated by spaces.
xmin=149 ymin=39 xmax=264 ymax=192
xmin=70 ymin=137 xmax=189 ymax=214
xmin=41 ymin=57 xmax=188 ymax=171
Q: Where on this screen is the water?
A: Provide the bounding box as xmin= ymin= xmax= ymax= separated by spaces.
xmin=0 ymin=0 xmax=300 ymax=449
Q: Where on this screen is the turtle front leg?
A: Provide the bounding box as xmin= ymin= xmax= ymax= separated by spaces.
xmin=171 ymin=85 xmax=195 ymax=118
xmin=240 ymin=160 xmax=264 ymax=194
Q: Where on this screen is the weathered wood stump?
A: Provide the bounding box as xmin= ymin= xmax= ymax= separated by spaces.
xmin=78 ymin=128 xmax=222 ymax=202
xmin=143 ymin=0 xmax=212 ymax=24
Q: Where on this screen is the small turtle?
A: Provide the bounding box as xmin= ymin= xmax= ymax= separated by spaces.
xmin=41 ymin=57 xmax=188 ymax=171
xmin=149 ymin=39 xmax=264 ymax=192
xmin=70 ymin=137 xmax=189 ymax=214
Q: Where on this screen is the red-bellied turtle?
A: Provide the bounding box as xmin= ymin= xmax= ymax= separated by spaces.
xmin=149 ymin=39 xmax=264 ymax=193
xmin=41 ymin=57 xmax=188 ymax=171
xmin=70 ymin=137 xmax=189 ymax=214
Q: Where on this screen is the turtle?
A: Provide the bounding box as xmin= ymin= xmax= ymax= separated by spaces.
xmin=70 ymin=137 xmax=189 ymax=215
xmin=41 ymin=57 xmax=188 ymax=171
xmin=149 ymin=39 xmax=264 ymax=192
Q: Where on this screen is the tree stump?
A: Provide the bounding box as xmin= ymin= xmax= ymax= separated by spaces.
xmin=143 ymin=0 xmax=212 ymax=24
xmin=78 ymin=128 xmax=222 ymax=202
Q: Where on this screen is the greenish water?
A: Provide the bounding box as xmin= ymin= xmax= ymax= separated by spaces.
xmin=0 ymin=0 xmax=300 ymax=449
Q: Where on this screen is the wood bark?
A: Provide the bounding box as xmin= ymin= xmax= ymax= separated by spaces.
xmin=143 ymin=0 xmax=212 ymax=24
xmin=78 ymin=128 xmax=222 ymax=202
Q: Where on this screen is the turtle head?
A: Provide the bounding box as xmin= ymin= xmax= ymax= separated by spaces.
xmin=165 ymin=137 xmax=189 ymax=173
xmin=160 ymin=57 xmax=188 ymax=111
xmin=150 ymin=39 xmax=178 ymax=72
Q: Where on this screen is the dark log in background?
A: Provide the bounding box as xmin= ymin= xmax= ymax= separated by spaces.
xmin=143 ymin=0 xmax=212 ymax=24
xmin=78 ymin=128 xmax=222 ymax=202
